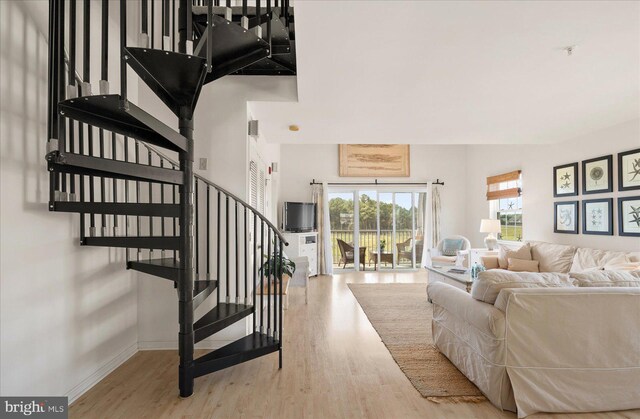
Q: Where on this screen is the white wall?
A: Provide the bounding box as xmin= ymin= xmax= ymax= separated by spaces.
xmin=279 ymin=144 xmax=469 ymax=240
xmin=0 ymin=1 xmax=139 ymax=400
xmin=465 ymin=119 xmax=640 ymax=252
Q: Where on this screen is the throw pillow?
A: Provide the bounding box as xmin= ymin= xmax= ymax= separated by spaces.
xmin=570 ymin=248 xmax=630 ymax=272
xmin=471 ymin=270 xmax=573 ymax=304
xmin=481 ymin=256 xmax=499 ymax=270
xmin=441 ymin=238 xmax=464 ymax=256
xmin=498 ymin=243 xmax=532 ymax=269
xmin=508 ymin=258 xmax=540 ymax=272
xmin=603 ymin=262 xmax=640 ymax=271
xmin=528 ymin=241 xmax=576 ymax=273
xmin=570 ymin=271 xmax=640 ymax=287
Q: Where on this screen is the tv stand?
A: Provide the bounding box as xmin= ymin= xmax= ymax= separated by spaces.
xmin=282 ymin=231 xmax=318 ymax=276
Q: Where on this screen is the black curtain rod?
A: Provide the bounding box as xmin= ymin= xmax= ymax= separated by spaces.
xmin=309 ymin=178 xmax=444 ymax=186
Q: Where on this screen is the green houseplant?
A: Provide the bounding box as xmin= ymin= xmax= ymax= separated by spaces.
xmin=260 ymin=252 xmax=296 ymax=278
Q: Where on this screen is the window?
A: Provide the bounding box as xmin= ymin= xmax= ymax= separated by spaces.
xmin=487 ymin=171 xmax=523 ymax=242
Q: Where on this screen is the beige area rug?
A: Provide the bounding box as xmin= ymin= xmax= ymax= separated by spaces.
xmin=348 ymin=283 xmax=486 ymax=403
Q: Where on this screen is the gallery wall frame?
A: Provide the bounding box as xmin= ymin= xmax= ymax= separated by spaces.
xmin=582 ymin=155 xmax=613 ymax=195
xmin=553 ymin=162 xmax=579 ymax=198
xmin=618 ymin=148 xmax=640 ymax=192
xmin=554 ymin=201 xmax=579 ymax=234
xmin=339 ymin=144 xmax=410 ymax=177
xmin=582 ymin=198 xmax=613 ymax=236
xmin=618 ymin=196 xmax=640 ymax=237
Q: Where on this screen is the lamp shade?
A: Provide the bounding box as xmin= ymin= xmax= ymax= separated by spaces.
xmin=479 ymin=219 xmax=501 ymax=234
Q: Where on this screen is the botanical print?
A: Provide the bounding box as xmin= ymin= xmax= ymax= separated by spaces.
xmin=554 ymin=164 xmax=577 ymax=196
xmin=620 ymin=150 xmax=640 ymax=190
xmin=621 ymin=199 xmax=640 ymax=234
xmin=584 ymin=158 xmax=610 ymax=193
xmin=556 ymin=203 xmax=576 ymax=232
xmin=583 ymin=200 xmax=611 ymax=234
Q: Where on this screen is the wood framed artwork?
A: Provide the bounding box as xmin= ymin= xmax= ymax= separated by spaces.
xmin=554 ymin=201 xmax=579 ymax=234
xmin=582 ymin=198 xmax=613 ymax=236
xmin=618 ymin=196 xmax=640 ymax=237
xmin=339 ymin=144 xmax=410 ymax=177
xmin=582 ymin=155 xmax=612 ymax=195
xmin=618 ymin=148 xmax=640 ymax=191
xmin=553 ymin=162 xmax=578 ymax=197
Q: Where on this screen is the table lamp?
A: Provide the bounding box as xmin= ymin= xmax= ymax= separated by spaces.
xmin=479 ymin=219 xmax=501 ymax=250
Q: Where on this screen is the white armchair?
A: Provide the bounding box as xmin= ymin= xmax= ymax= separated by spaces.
xmin=428 ymin=235 xmax=471 ymax=267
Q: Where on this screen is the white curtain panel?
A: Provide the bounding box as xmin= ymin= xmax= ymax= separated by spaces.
xmin=431 ymin=185 xmax=442 ymax=248
xmin=311 ymin=183 xmax=329 ymax=275
xmin=321 ymin=182 xmax=333 ymax=275
xmin=421 ymin=182 xmax=432 ymax=267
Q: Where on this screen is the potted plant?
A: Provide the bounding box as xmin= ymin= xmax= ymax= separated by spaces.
xmin=260 ymin=253 xmax=296 ymax=280
xmin=380 ymin=239 xmax=386 ymax=252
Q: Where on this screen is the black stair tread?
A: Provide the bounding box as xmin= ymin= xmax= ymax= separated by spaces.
xmin=52 ymin=201 xmax=180 ymax=217
xmin=83 ymin=236 xmax=180 ymax=250
xmin=194 ymin=303 xmax=253 ymax=343
xmin=193 ymin=332 xmax=279 ymax=377
xmin=128 ymin=258 xmax=180 ymax=281
xmin=124 ymin=47 xmax=207 ymax=120
xmin=58 ymin=95 xmax=187 ymax=152
xmin=193 ymin=14 xmax=270 ymax=83
xmin=49 ymin=152 xmax=183 ymax=185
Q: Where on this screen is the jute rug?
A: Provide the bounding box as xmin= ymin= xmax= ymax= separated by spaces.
xmin=348 ymin=283 xmax=486 ymax=404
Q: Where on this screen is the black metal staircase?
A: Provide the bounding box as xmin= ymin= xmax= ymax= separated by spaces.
xmin=45 ymin=0 xmax=295 ymax=398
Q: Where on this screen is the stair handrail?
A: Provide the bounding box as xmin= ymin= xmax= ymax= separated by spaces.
xmin=139 ymin=142 xmax=288 ymax=246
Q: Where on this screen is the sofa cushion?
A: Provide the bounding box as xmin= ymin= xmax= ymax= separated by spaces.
xmin=498 ymin=243 xmax=532 ymax=269
xmin=604 ymin=262 xmax=640 ymax=272
xmin=570 ymin=248 xmax=630 ymax=272
xmin=481 ymin=256 xmax=500 ymax=270
xmin=442 ymin=238 xmax=464 ymax=256
xmin=508 ymin=258 xmax=540 ymax=272
xmin=528 ymin=241 xmax=576 ymax=273
xmin=570 ymin=270 xmax=640 ymax=287
xmin=471 ymin=270 xmax=573 ymax=304
xmin=628 ymin=252 xmax=640 ymax=263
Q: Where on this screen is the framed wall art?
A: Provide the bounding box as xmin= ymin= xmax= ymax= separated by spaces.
xmin=582 ymin=155 xmax=612 ymax=195
xmin=553 ymin=163 xmax=578 ymax=197
xmin=554 ymin=201 xmax=579 ymax=234
xmin=582 ymin=198 xmax=613 ymax=236
xmin=339 ymin=144 xmax=410 ymax=177
xmin=618 ymin=196 xmax=640 ymax=237
xmin=618 ymin=148 xmax=640 ymax=191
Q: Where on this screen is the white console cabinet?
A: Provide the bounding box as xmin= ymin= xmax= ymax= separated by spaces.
xmin=282 ymin=232 xmax=318 ymax=276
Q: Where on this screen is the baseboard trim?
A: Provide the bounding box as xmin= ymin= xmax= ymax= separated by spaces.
xmin=138 ymin=339 xmax=233 ymax=350
xmin=66 ymin=342 xmax=138 ymax=404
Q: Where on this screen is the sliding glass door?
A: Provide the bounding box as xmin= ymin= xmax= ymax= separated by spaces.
xmin=329 ymin=188 xmax=428 ymax=271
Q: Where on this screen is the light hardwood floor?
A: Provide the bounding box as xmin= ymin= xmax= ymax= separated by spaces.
xmin=70 ymin=271 xmax=639 ymax=419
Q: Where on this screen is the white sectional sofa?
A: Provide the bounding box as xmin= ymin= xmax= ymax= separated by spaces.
xmin=427 ymin=241 xmax=640 ymax=418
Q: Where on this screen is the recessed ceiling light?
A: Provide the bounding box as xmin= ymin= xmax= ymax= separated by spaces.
xmin=289 ymin=125 xmax=300 ymax=132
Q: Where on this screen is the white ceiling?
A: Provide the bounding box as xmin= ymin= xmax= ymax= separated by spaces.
xmin=250 ymin=0 xmax=640 ymax=144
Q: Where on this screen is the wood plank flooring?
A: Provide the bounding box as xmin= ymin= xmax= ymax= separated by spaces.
xmin=69 ymin=271 xmax=640 ymax=419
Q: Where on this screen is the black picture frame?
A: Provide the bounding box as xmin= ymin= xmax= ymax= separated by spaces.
xmin=553 ymin=163 xmax=579 ymax=197
xmin=618 ymin=148 xmax=640 ymax=192
xmin=554 ymin=201 xmax=579 ymax=234
xmin=582 ymin=155 xmax=613 ymax=195
xmin=582 ymin=198 xmax=613 ymax=236
xmin=618 ymin=196 xmax=640 ymax=237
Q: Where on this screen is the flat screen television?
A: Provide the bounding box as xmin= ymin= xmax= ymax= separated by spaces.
xmin=283 ymin=202 xmax=316 ymax=232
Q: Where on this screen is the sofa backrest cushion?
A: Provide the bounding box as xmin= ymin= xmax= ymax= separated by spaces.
xmin=498 ymin=243 xmax=532 ymax=269
xmin=471 ymin=270 xmax=574 ymax=304
xmin=570 ymin=270 xmax=640 ymax=287
xmin=570 ymin=248 xmax=630 ymax=272
xmin=441 ymin=238 xmax=464 ymax=256
xmin=527 ymin=241 xmax=576 ymax=273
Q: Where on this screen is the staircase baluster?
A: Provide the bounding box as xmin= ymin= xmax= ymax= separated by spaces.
xmin=255 ymin=0 xmax=262 ymax=37
xmin=260 ymin=219 xmax=265 ymax=333
xmin=160 ymin=159 xmax=166 ymax=258
xmin=148 ymin=150 xmax=154 ymax=257
xmin=253 ymin=212 xmax=258 ymax=329
xmin=207 ymin=0 xmax=212 ymax=72
xmin=88 ymin=126 xmax=96 ymax=236
xmin=283 ymin=0 xmax=289 ymax=29
xmin=244 ymin=206 xmax=248 ymax=305
xmin=266 ymin=0 xmax=272 ymax=57
xmin=278 ymin=237 xmax=283 ymax=367
xmin=172 ymin=0 xmax=176 ymax=52
xmin=206 ymin=186 xmax=210 ymax=281
xmin=58 ymin=0 xmax=67 ymax=202
xmin=99 ymin=129 xmax=107 ymax=235
xmin=217 ymin=190 xmax=221 ymax=303
xmin=141 ymin=0 xmax=149 ymax=47
xmin=151 ymin=0 xmax=155 ymax=49
xmin=135 ymin=140 xmax=141 ymax=260
xmin=241 ymin=0 xmax=248 ymax=29
xmin=163 ymin=0 xmax=171 ymax=50
xmin=273 ymin=235 xmax=277 ymax=339
xmin=173 ymin=163 xmax=178 ymax=259
xmin=78 ymin=123 xmax=86 ymax=241
xmin=120 ymin=0 xmax=127 ymax=101
xmin=235 ymin=201 xmax=240 ymax=302
xmin=100 ymin=0 xmax=108 ymax=237
xmin=111 ymin=133 xmax=119 ymax=236
xmin=48 ymin=0 xmax=59 ymax=205
xmin=124 ymin=136 xmax=130 ymax=261
xmin=84 ymin=0 xmax=95 ymax=236
xmin=226 ymin=195 xmax=230 ymax=303
xmin=67 ymin=0 xmax=77 ymax=201
xmin=267 ymin=228 xmax=271 ymax=336
xmin=195 ymin=178 xmax=200 ymax=280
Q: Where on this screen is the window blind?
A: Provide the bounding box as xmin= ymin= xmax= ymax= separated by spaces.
xmin=486 ymin=170 xmax=521 ymax=201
